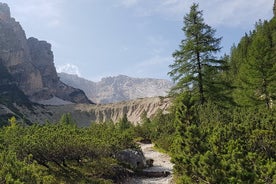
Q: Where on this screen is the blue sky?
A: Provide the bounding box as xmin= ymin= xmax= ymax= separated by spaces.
xmin=4 ymin=0 xmax=274 ymax=81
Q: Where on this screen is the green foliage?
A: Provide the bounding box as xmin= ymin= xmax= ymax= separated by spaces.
xmin=167 ymin=4 xmax=276 ymax=183
xmin=133 ymin=109 xmax=176 ymax=151
xmin=133 ymin=111 xmax=153 ymax=141
xmin=168 ymin=3 xmax=228 ymax=105
xmin=150 ymin=110 xmax=176 ymax=150
xmin=59 ymin=113 xmax=76 ymax=125
xmin=117 ymin=113 xmax=133 ymax=131
xmin=231 ymin=19 xmax=276 ymax=108
xmin=0 ymin=2 xmax=276 ymax=184
xmin=0 ymin=151 xmax=56 ymax=184
xmin=171 ymin=106 xmax=276 ymax=184
xmin=0 ymin=115 xmax=137 ymax=183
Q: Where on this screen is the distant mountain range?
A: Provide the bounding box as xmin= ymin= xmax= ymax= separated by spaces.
xmin=0 ymin=2 xmax=172 ymax=125
xmin=0 ymin=2 xmax=173 ymax=106
xmin=58 ymin=73 xmax=173 ymax=104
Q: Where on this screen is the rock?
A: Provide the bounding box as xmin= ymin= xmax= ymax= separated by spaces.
xmin=28 ymin=37 xmax=58 ymax=88
xmin=0 ymin=3 xmax=92 ymax=104
xmin=122 ymin=143 xmax=174 ymax=184
xmin=58 ymin=73 xmax=173 ymax=104
xmin=136 ymin=170 xmax=171 ymax=178
xmin=0 ymin=3 xmax=44 ymax=95
xmin=104 ymin=166 xmax=134 ymax=183
xmin=0 ymin=3 xmax=10 ymax=21
xmin=27 ymin=37 xmax=92 ymax=104
xmin=115 ymin=149 xmax=147 ymax=170
xmin=139 ymin=139 xmax=152 ymax=144
xmin=14 ymin=96 xmax=171 ymax=126
xmin=146 ymin=158 xmax=154 ymax=167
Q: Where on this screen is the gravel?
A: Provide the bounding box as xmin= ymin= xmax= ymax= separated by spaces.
xmin=124 ymin=143 xmax=174 ymax=184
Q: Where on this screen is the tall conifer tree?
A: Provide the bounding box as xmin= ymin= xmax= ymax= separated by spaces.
xmin=169 ymin=3 xmax=224 ymax=105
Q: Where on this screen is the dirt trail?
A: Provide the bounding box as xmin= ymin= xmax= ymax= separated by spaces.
xmin=124 ymin=143 xmax=174 ymax=184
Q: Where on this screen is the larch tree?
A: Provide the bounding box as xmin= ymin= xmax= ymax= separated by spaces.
xmin=168 ymin=3 xmax=225 ymax=105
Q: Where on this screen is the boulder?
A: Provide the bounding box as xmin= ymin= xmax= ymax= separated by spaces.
xmin=116 ymin=149 xmax=147 ymax=170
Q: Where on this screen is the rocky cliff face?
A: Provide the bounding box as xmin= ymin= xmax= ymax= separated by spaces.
xmin=0 ymin=3 xmax=43 ymax=95
xmin=0 ymin=3 xmax=91 ymax=104
xmin=0 ymin=2 xmax=170 ymax=126
xmin=28 ymin=37 xmax=58 ymax=89
xmin=59 ymin=73 xmax=173 ymax=104
xmin=17 ymin=97 xmax=171 ymax=126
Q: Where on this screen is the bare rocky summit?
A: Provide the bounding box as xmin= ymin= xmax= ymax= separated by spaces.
xmin=0 ymin=3 xmax=91 ymax=105
xmin=59 ymin=73 xmax=173 ymax=104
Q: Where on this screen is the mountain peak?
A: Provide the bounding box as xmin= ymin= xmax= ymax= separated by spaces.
xmin=0 ymin=3 xmax=10 ymax=21
xmin=58 ymin=73 xmax=173 ymax=104
xmin=0 ymin=3 xmax=92 ymax=105
xmin=102 ymin=75 xmax=129 ymax=80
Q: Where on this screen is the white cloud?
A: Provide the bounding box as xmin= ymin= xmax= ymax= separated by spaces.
xmin=57 ymin=64 xmax=81 ymax=76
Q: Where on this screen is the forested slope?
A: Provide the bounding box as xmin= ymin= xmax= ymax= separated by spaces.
xmin=152 ymin=3 xmax=276 ymax=183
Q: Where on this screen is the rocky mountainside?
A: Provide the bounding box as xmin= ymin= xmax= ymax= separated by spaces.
xmin=0 ymin=2 xmax=171 ymax=126
xmin=0 ymin=3 xmax=91 ymax=105
xmin=59 ymin=73 xmax=173 ymax=104
xmin=0 ymin=94 xmax=171 ymax=126
xmin=16 ymin=97 xmax=171 ymax=126
xmin=0 ymin=61 xmax=33 ymax=125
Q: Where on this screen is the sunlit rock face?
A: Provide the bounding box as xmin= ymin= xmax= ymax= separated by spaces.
xmin=0 ymin=3 xmax=44 ymax=95
xmin=59 ymin=73 xmax=173 ymax=104
xmin=0 ymin=3 xmax=92 ymax=104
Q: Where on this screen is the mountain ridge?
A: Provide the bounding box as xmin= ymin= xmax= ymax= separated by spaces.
xmin=58 ymin=73 xmax=173 ymax=104
xmin=0 ymin=2 xmax=92 ymax=105
xmin=0 ymin=2 xmax=172 ymax=126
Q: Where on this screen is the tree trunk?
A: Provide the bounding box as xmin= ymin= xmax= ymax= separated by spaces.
xmin=196 ymin=51 xmax=204 ymax=105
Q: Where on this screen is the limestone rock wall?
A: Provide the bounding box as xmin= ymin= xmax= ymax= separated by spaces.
xmin=0 ymin=3 xmax=43 ymax=95
xmin=28 ymin=37 xmax=58 ymax=87
xmin=28 ymin=97 xmax=172 ymax=126
xmin=0 ymin=3 xmax=91 ymax=104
